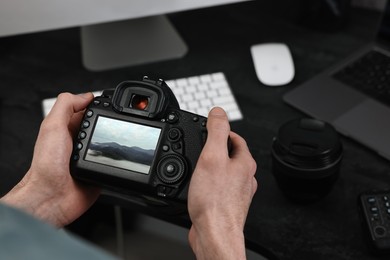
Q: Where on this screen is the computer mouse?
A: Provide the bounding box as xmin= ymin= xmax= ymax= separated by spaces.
xmin=250 ymin=43 xmax=295 ymax=86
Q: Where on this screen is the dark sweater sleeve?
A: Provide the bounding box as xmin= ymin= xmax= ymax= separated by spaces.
xmin=0 ymin=203 xmax=119 ymax=260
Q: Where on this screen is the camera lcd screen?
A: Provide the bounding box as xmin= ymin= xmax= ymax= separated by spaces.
xmin=85 ymin=116 xmax=161 ymax=174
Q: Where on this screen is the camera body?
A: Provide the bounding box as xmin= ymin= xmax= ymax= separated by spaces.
xmin=71 ymin=77 xmax=207 ymax=206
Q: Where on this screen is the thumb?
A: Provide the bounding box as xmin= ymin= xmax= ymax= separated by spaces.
xmin=203 ymin=107 xmax=230 ymax=154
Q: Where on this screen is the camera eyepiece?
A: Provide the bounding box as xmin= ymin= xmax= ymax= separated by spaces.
xmin=130 ymin=94 xmax=149 ymax=110
xmin=111 ymin=78 xmax=179 ymax=118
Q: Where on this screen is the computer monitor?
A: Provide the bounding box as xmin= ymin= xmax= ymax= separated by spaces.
xmin=0 ymin=0 xmax=248 ymax=71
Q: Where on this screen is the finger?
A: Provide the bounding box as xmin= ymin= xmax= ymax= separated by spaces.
xmin=69 ymin=110 xmax=87 ymax=137
xmin=47 ymin=92 xmax=94 ymax=125
xmin=228 ymin=132 xmax=251 ymax=158
xmin=229 ymin=131 xmax=258 ymax=176
xmin=251 ymin=177 xmax=258 ymax=197
xmin=203 ymin=107 xmax=230 ymax=153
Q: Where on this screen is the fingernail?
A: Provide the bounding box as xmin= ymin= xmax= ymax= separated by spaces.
xmin=209 ymin=107 xmax=226 ymax=116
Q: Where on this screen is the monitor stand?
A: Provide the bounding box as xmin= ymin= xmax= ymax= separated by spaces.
xmin=81 ymin=15 xmax=188 ymax=71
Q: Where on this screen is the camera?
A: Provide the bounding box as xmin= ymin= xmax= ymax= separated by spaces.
xmin=71 ymin=77 xmax=207 ymax=211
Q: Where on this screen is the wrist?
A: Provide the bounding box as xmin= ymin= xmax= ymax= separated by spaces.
xmin=0 ymin=174 xmax=66 ymax=227
xmin=190 ymin=214 xmax=247 ymax=260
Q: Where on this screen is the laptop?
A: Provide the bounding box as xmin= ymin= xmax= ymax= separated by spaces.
xmin=283 ymin=2 xmax=390 ymax=161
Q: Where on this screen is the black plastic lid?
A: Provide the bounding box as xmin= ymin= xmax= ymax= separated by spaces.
xmin=272 ymin=118 xmax=342 ymax=169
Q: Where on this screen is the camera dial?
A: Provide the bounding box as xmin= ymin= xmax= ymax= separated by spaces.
xmin=157 ymin=155 xmax=186 ymax=184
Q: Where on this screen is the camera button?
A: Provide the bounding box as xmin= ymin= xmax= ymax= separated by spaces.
xmin=157 ymin=185 xmax=173 ymax=197
xmin=103 ymin=102 xmax=110 ymax=107
xmin=162 ymin=145 xmax=170 ymax=152
xmin=168 ymin=128 xmax=181 ymax=141
xmin=201 ymin=119 xmax=207 ymax=127
xmin=93 ymin=100 xmax=101 ymax=106
xmin=86 ymin=110 xmax=93 ymax=118
xmin=82 ymin=120 xmax=90 ymax=128
xmin=374 ymin=226 xmax=386 ymax=237
xmin=167 ymin=112 xmax=179 ymax=123
xmin=78 ymin=131 xmax=87 ymax=140
xmin=166 ymin=164 xmax=176 ymax=174
xmin=192 ymin=116 xmax=199 ymax=122
xmin=172 ymin=142 xmax=182 ymax=151
xmin=76 ymin=142 xmax=83 ymax=150
xmin=72 ymin=154 xmax=80 ymax=161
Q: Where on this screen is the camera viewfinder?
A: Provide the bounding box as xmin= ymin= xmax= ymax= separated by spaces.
xmin=130 ymin=94 xmax=149 ymax=110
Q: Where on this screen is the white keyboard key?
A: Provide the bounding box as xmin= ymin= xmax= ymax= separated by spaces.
xmin=221 ymin=102 xmax=239 ymax=112
xmin=213 ymin=95 xmax=235 ymax=105
xmin=185 ymin=84 xmax=197 ymax=94
xmin=188 ymin=76 xmax=200 ymax=85
xmin=172 ymin=87 xmax=184 ymax=96
xmin=176 ymin=78 xmax=188 ymax=87
xmin=194 ymin=91 xmax=206 ymax=100
xmin=181 ymin=93 xmax=194 ymax=102
xmin=206 ymin=90 xmax=218 ymax=99
xmin=196 ymin=108 xmax=209 ymax=117
xmin=227 ymin=110 xmax=243 ymax=121
xmin=218 ymin=86 xmax=232 ymax=96
xmin=180 ymin=103 xmax=188 ymax=111
xmin=211 ymin=72 xmax=225 ymax=81
xmin=200 ymin=74 xmax=212 ymax=83
xmin=187 ymin=100 xmax=200 ymax=110
xmin=200 ymin=99 xmax=212 ymax=108
xmin=197 ymin=83 xmax=209 ymax=92
xmin=209 ymin=80 xmax=228 ymax=90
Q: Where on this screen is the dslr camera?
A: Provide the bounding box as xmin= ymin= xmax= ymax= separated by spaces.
xmin=71 ymin=77 xmax=207 ymax=211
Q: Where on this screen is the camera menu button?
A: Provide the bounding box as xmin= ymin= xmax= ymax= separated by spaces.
xmin=86 ymin=110 xmax=94 ymax=118
xmin=76 ymin=142 xmax=83 ymax=150
xmin=82 ymin=120 xmax=90 ymax=128
xmin=78 ymin=131 xmax=87 ymax=140
xmin=162 ymin=145 xmax=170 ymax=152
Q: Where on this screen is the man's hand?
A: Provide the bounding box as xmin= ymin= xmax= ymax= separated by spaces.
xmin=1 ymin=93 xmax=100 ymax=227
xmin=188 ymin=107 xmax=257 ymax=260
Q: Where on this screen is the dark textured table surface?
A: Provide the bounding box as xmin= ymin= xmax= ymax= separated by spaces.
xmin=1 ymin=1 xmax=390 ymax=259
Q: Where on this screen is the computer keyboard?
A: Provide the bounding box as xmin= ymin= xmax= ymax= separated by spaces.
xmin=42 ymin=72 xmax=243 ymax=121
xmin=333 ymin=50 xmax=390 ymax=105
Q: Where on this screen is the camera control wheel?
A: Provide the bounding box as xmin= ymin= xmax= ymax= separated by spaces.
xmin=168 ymin=128 xmax=182 ymax=142
xmin=157 ymin=155 xmax=186 ymax=184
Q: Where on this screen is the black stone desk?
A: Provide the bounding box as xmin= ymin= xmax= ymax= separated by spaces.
xmin=1 ymin=1 xmax=389 ymax=259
